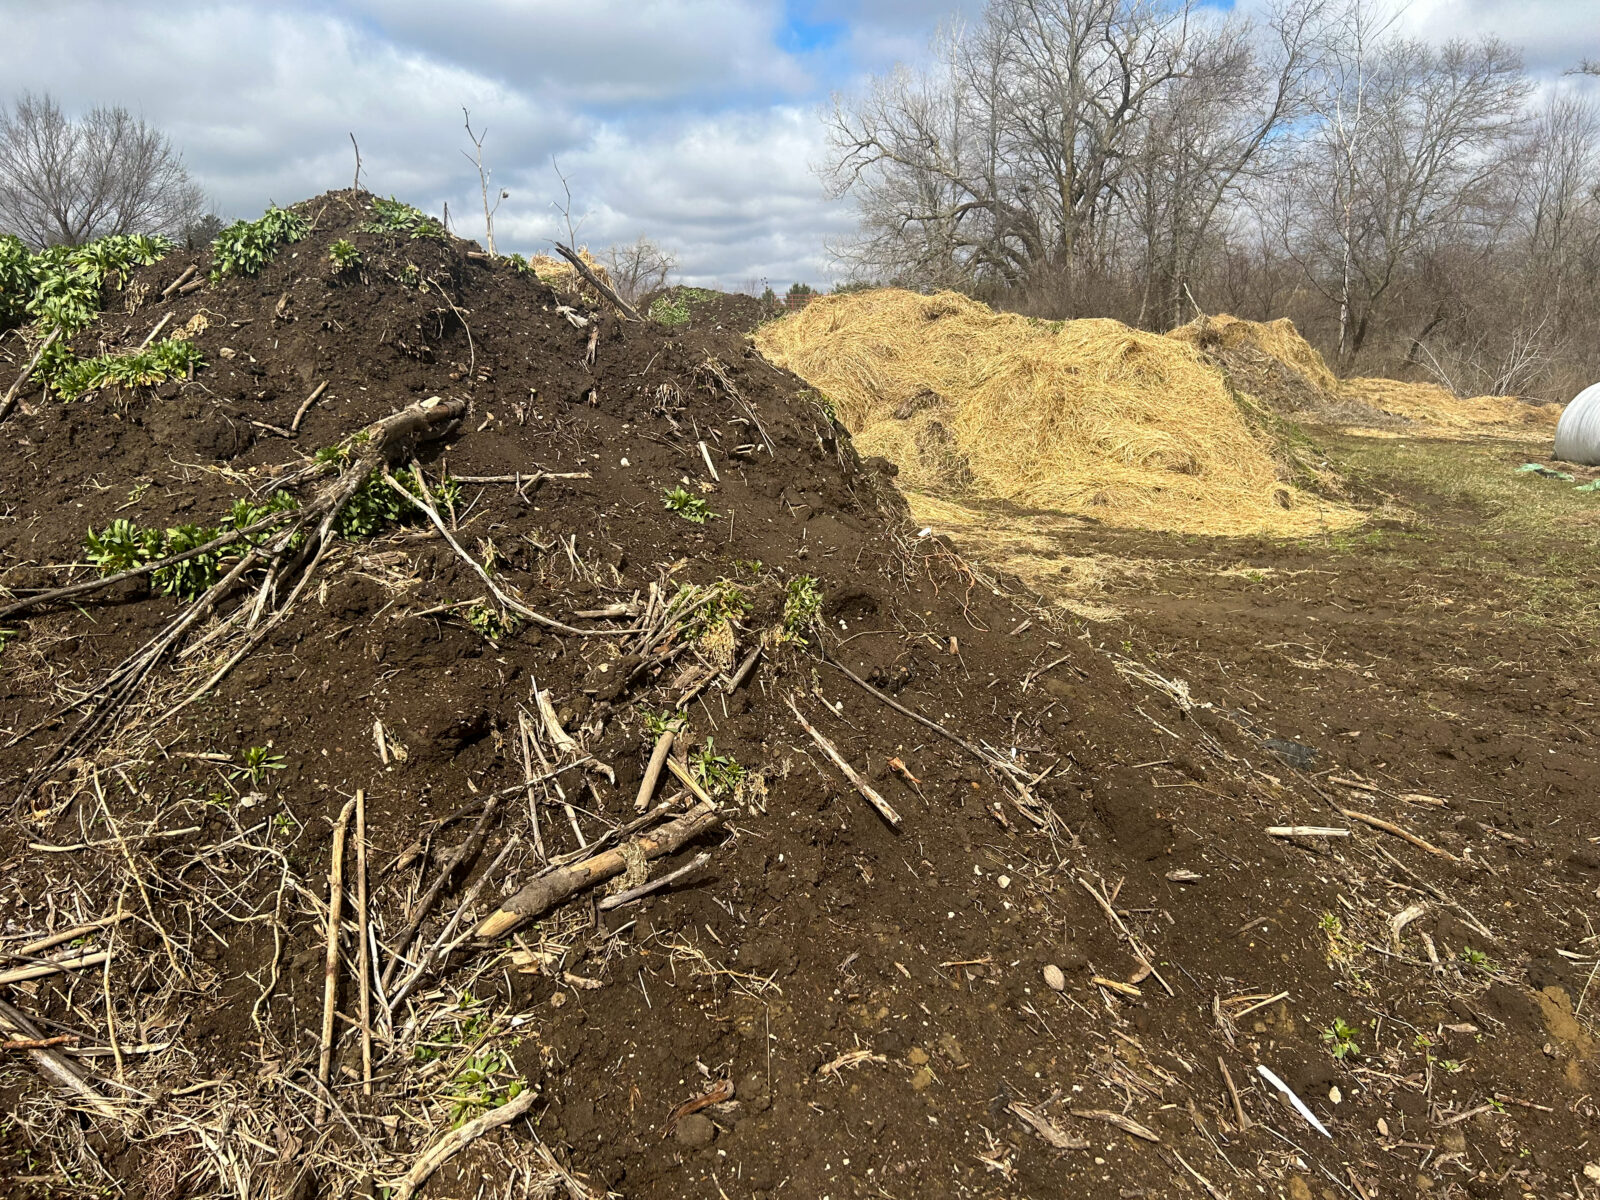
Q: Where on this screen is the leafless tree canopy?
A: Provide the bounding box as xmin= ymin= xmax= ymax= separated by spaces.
xmin=603 ymin=236 xmax=678 ymax=305
xmin=0 ymin=91 xmax=205 ymax=248
xmin=825 ymin=0 xmax=1600 ymax=400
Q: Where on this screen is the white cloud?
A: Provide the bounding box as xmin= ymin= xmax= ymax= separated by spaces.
xmin=3 ymin=0 xmax=1591 ymax=289
xmin=344 ymin=0 xmax=815 ymax=103
xmin=1398 ymin=0 xmax=1600 ymax=75
xmin=494 ymin=106 xmax=853 ymax=286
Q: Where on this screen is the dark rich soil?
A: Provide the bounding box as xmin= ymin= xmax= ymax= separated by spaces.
xmin=1 ymin=195 xmax=1597 ymax=1199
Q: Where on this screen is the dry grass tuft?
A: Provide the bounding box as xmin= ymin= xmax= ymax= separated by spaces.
xmin=757 ymin=289 xmax=1358 ymax=537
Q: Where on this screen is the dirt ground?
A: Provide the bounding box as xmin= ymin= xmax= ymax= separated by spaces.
xmin=4 ymin=208 xmax=1600 ymax=1200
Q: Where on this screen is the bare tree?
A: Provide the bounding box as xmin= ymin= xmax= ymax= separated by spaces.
xmin=826 ymin=0 xmax=1205 ymax=297
xmin=462 ymin=108 xmax=506 ymax=256
xmin=603 ymin=236 xmax=677 ymax=305
xmin=1126 ymin=0 xmax=1325 ymax=328
xmin=824 ymin=0 xmax=1317 ymax=317
xmin=1278 ymin=24 xmax=1529 ymax=360
xmin=0 ymin=92 xmax=204 ymax=247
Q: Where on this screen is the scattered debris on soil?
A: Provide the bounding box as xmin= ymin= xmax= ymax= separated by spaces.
xmin=3 ymin=193 xmax=1599 ymax=1200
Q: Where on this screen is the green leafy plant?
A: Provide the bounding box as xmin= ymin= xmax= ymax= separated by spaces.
xmin=85 ymin=518 xmax=163 ymax=574
xmin=1322 ymin=1018 xmax=1360 ymax=1060
xmin=210 ymin=206 xmax=309 ymax=281
xmin=781 ymin=575 xmax=824 ymax=643
xmin=647 ymin=286 xmax=716 ymax=327
xmin=47 ymin=337 xmax=205 ymax=401
xmin=155 ymin=523 xmax=223 ymax=597
xmin=1460 ymin=946 xmax=1493 ymax=973
xmin=83 ymin=491 xmax=297 ymax=599
xmin=232 ymin=745 xmax=286 ymax=786
xmin=691 ymin=737 xmax=745 ymax=797
xmin=663 ymin=485 xmax=714 ymax=524
xmin=465 ymin=600 xmax=518 ymax=641
xmin=328 ymin=238 xmax=362 ymax=271
xmin=2 ymin=232 xmax=173 ymax=336
xmin=446 ymin=1048 xmax=524 ymax=1128
xmin=336 ymin=473 xmax=416 ymax=538
xmin=642 ymin=709 xmax=688 ymax=738
xmin=361 ymin=196 xmax=446 ymax=240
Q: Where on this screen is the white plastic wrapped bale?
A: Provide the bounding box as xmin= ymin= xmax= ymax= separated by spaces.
xmin=1554 ymin=383 xmax=1600 ymax=466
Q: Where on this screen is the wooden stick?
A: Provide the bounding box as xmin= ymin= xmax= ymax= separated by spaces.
xmin=599 ymin=851 xmax=710 ymax=910
xmin=0 ymin=951 xmax=110 ymax=984
xmin=137 ymin=312 xmax=173 ymax=349
xmin=387 ymin=1088 xmax=536 ymax=1200
xmin=1267 ymin=826 xmax=1350 ymax=839
xmin=4 ymin=914 xmax=132 ymax=960
xmin=0 ymin=997 xmax=116 ymax=1119
xmin=786 ymin=696 xmax=901 ymax=828
xmin=382 ymin=472 xmax=608 ymax=638
xmin=381 ymin=790 xmax=505 ymax=990
xmin=552 ymin=242 xmax=641 ymax=320
xmin=725 ymin=644 xmax=762 ymax=693
xmin=0 ymin=1035 xmax=76 ymax=1051
xmin=518 ymin=712 xmax=547 ymax=862
xmin=290 ymin=381 xmax=328 ymax=432
xmin=354 ymin=789 xmax=373 ymax=1098
xmin=0 ymin=325 xmax=62 ymax=424
xmin=666 ymin=754 xmax=715 ymax=805
xmin=1337 ymin=807 xmax=1458 ymax=861
xmin=698 ymin=440 xmax=720 ymax=481
xmin=317 ymin=797 xmax=357 ymax=1121
xmin=1075 ymin=874 xmax=1174 ymax=997
xmin=476 ymin=800 xmax=722 ymax=938
xmin=450 ymin=471 xmax=591 ymax=484
xmin=1217 ymin=1057 xmax=1251 ymax=1130
xmin=160 ymin=264 xmax=197 ymax=298
xmin=635 ymin=729 xmax=675 ymax=812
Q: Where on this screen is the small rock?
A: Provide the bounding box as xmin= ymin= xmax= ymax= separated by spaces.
xmin=1583 ymin=1164 xmax=1600 ymax=1183
xmin=907 ymin=1046 xmax=929 ymax=1066
xmin=674 ymin=1114 xmax=715 ymax=1148
xmin=1043 ymin=964 xmax=1066 ymax=991
xmin=910 ymin=1066 xmax=935 ymax=1092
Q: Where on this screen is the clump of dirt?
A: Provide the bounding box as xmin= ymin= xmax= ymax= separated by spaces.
xmin=0 ymin=191 xmax=1593 ymax=1200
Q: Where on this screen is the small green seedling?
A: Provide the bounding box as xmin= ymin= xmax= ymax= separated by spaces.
xmin=328 ymin=239 xmax=362 ymax=271
xmin=643 ymin=709 xmax=688 ymax=738
xmin=1460 ymin=946 xmax=1493 ymax=972
xmin=691 ymin=737 xmax=745 ymax=797
xmin=232 ymin=746 xmax=286 ymax=787
xmin=781 ymin=575 xmax=824 ymax=643
xmin=664 ymin=485 xmax=714 ymax=524
xmin=1322 ymin=1017 xmax=1360 ymax=1060
xmin=465 ymin=600 xmax=518 ymax=641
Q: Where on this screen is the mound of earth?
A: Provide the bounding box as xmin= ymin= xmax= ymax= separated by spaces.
xmin=0 ymin=192 xmax=1595 ymax=1199
xmin=640 ymin=286 xmax=780 ymax=335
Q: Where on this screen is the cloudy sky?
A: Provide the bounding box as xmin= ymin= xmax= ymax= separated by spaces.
xmin=4 ymin=0 xmax=1597 ymax=289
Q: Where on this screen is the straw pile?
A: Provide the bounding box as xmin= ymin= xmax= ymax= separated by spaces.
xmin=1337 ymin=377 xmax=1562 ymax=439
xmin=756 ymin=289 xmax=1355 ymax=536
xmin=1168 ymin=313 xmax=1337 ymax=394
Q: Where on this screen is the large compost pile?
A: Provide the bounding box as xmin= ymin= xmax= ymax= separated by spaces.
xmin=0 ymin=193 xmax=1596 ymax=1199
